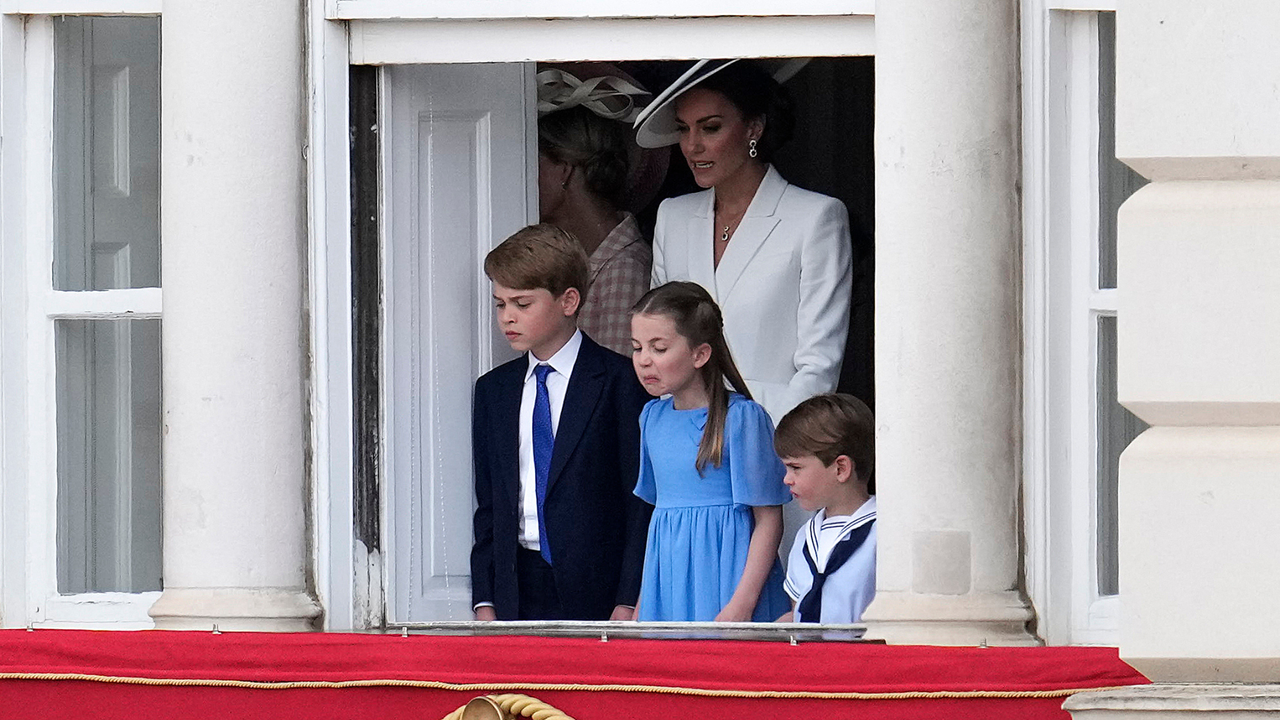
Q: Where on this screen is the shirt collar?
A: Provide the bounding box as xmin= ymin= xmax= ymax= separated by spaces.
xmin=818 ymin=496 xmax=877 ymax=523
xmin=809 ymin=496 xmax=877 ymax=546
xmin=850 ymin=495 xmax=876 ymax=522
xmin=524 ymin=328 xmax=583 ymax=383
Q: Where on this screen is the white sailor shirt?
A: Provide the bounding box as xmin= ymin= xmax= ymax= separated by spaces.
xmin=783 ymin=496 xmax=877 ymax=624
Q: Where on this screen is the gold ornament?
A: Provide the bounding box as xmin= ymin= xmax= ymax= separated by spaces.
xmin=442 ymin=693 xmax=575 ymax=720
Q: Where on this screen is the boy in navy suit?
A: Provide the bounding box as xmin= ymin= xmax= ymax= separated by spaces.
xmin=471 ymin=223 xmax=651 ymax=621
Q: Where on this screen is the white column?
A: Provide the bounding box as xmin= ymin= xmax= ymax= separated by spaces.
xmin=862 ymin=0 xmax=1036 ymax=645
xmin=148 ymin=0 xmax=321 ymax=630
xmin=1106 ymin=0 xmax=1280 ymax=686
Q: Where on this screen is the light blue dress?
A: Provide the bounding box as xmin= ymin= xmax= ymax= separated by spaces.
xmin=634 ymin=393 xmax=793 ymax=622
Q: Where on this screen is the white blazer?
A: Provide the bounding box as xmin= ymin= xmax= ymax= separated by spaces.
xmin=651 ymin=165 xmax=853 ymax=422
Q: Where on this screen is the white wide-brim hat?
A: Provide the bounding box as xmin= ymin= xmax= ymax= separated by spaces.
xmin=632 ymin=58 xmax=809 ymax=149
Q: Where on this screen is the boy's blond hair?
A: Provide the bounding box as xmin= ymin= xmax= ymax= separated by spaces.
xmin=484 ymin=223 xmax=590 ymax=300
xmin=774 ymin=393 xmax=875 ymax=492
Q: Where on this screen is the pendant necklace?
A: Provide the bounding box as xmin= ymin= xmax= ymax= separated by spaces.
xmin=719 ymin=211 xmax=744 ymax=243
xmin=718 ymin=199 xmax=748 ymax=245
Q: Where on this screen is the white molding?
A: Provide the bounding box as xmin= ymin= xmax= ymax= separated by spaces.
xmin=37 ymin=590 xmax=158 ymax=628
xmin=349 ymin=15 xmax=875 ymax=65
xmin=1020 ymin=0 xmax=1055 ymax=645
xmin=24 ymin=15 xmax=58 ymax=627
xmin=1047 ymin=0 xmax=1114 ymax=11
xmin=333 ymin=0 xmax=873 ymax=21
xmin=45 ymin=288 xmax=161 ymax=318
xmin=0 ymin=13 xmax=32 ymax=627
xmin=0 ymin=0 xmax=160 ymax=15
xmin=378 ymin=63 xmax=397 ymax=626
xmin=1088 ymin=288 xmax=1117 ymax=315
xmin=307 ymin=0 xmax=357 ymax=631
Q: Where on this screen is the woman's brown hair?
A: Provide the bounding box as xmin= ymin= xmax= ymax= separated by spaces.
xmin=632 ymin=281 xmax=752 ymax=473
xmin=692 ymin=60 xmax=796 ymax=163
xmin=539 ymin=105 xmax=630 ymax=206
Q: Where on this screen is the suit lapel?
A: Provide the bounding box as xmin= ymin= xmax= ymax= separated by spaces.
xmin=547 ymin=337 xmax=606 ymax=492
xmin=494 ymin=362 xmax=525 ymax=511
xmin=685 ymin=192 xmax=719 ymax=300
xmin=714 ymin=165 xmax=788 ymax=301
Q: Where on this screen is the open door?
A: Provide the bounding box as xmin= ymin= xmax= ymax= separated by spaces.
xmin=383 ymin=63 xmax=536 ymax=622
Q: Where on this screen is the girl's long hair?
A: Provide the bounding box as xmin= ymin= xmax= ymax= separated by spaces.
xmin=632 ymin=281 xmax=752 ymax=473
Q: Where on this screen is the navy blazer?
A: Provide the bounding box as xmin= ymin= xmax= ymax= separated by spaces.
xmin=470 ymin=333 xmax=652 ymax=620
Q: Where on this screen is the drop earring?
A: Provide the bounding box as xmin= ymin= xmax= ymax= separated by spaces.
xmin=748 ymin=138 xmax=758 ymax=158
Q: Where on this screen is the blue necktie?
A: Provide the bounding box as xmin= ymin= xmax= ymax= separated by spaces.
xmin=532 ymin=363 xmax=554 ymax=565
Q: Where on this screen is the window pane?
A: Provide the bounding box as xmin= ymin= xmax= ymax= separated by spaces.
xmin=1097 ymin=11 xmax=1148 ymax=290
xmin=56 ymin=319 xmax=162 ymax=593
xmin=1096 ymin=315 xmax=1148 ymax=597
xmin=53 ymin=17 xmax=161 ymax=291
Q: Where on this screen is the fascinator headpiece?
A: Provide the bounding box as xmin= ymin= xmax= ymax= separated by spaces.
xmin=537 ymin=64 xmax=668 ymax=213
xmin=537 ymin=69 xmax=651 ymax=123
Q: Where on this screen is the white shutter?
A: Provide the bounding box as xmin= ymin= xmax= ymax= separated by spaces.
xmin=384 ymin=63 xmax=535 ymax=622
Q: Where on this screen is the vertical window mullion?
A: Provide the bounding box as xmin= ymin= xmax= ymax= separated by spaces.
xmin=23 ymin=16 xmax=61 ymax=620
xmin=1063 ymin=9 xmax=1102 ymax=637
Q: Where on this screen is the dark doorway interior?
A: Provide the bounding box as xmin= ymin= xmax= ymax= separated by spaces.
xmin=619 ymin=57 xmax=876 ymax=409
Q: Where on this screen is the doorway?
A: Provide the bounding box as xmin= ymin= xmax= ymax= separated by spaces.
xmin=360 ymin=57 xmax=875 ymax=623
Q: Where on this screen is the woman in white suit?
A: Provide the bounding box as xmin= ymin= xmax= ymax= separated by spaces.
xmin=635 ymin=59 xmax=853 ymax=423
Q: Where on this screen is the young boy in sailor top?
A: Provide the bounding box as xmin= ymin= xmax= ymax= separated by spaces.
xmin=773 ymin=394 xmax=877 ymax=624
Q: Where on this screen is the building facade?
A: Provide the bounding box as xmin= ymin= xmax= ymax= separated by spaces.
xmin=0 ymin=0 xmax=1276 ymax=715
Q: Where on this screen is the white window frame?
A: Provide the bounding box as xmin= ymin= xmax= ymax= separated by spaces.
xmin=0 ymin=0 xmax=159 ymax=13
xmin=328 ymin=0 xmax=873 ymax=21
xmin=307 ymin=9 xmax=875 ymax=630
xmin=306 ymin=1 xmax=360 ymax=632
xmin=346 ymin=16 xmax=874 ymax=66
xmin=0 ymin=12 xmax=161 ymax=629
xmin=1023 ymin=0 xmax=1123 ymax=646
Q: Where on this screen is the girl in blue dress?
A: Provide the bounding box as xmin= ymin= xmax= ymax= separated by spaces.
xmin=629 ymin=281 xmax=792 ymax=622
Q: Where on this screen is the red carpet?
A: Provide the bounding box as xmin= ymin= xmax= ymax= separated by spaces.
xmin=0 ymin=629 xmax=1147 ymax=718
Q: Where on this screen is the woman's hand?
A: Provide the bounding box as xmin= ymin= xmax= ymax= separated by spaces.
xmin=715 ymin=600 xmax=754 ymax=623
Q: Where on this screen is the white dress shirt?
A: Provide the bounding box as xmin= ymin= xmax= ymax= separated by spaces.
xmin=517 ymin=329 xmax=582 ymax=550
